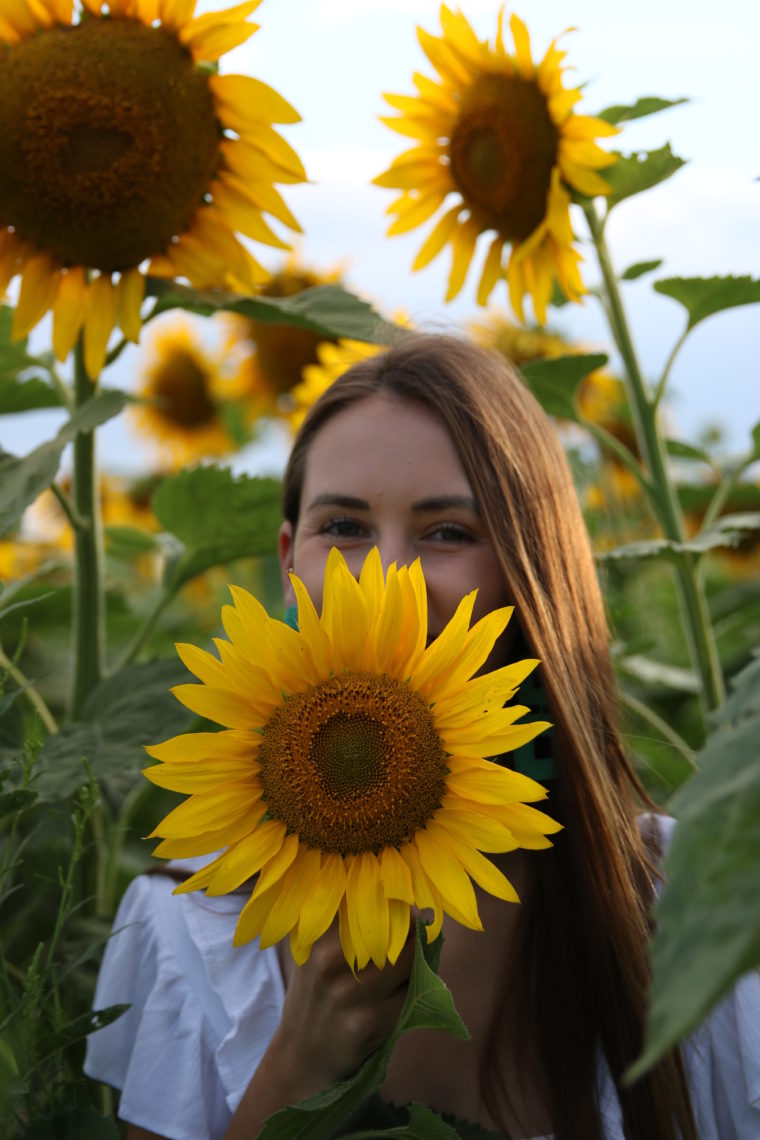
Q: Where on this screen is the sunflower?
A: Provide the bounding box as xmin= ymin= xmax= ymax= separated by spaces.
xmin=220 ymin=254 xmax=344 ymax=420
xmin=129 ymin=314 xmax=263 ymax=470
xmin=0 ymin=0 xmax=304 ymax=380
xmin=145 ymin=547 xmax=559 ymax=971
xmin=470 ymin=311 xmax=572 ymax=368
xmin=373 ymin=5 xmax=618 ymax=323
xmin=285 ymin=338 xmax=384 ymax=433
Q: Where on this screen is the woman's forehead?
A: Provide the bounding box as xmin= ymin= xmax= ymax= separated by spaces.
xmin=301 ymin=392 xmax=472 ymax=498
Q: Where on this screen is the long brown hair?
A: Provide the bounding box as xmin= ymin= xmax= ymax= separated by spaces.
xmin=282 ymin=332 xmax=697 ymax=1140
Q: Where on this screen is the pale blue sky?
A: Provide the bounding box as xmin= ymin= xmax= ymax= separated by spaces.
xmin=6 ymin=0 xmax=758 ymax=473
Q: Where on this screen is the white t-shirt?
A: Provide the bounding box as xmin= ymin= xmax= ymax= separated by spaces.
xmin=84 ymin=818 xmax=760 ymax=1139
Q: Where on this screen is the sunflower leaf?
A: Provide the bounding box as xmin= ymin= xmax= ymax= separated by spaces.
xmin=596 ymin=96 xmax=689 ymax=125
xmin=597 ymin=516 xmax=760 ymax=563
xmin=256 ymin=922 xmax=467 ymax=1140
xmin=149 ymin=282 xmax=404 ymax=346
xmin=604 ymin=144 xmax=686 ymax=209
xmin=33 ymin=660 xmax=193 ymax=799
xmin=520 ymin=354 xmax=608 ymax=421
xmin=621 ymin=259 xmax=663 ymax=281
xmin=653 ymin=275 xmax=760 ymax=331
xmin=627 ymin=650 xmax=760 ymax=1080
xmin=0 ymin=390 xmax=127 ymax=536
xmin=152 ymin=466 xmax=282 ymax=588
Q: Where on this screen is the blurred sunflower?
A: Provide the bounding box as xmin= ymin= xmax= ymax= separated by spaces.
xmin=28 ymin=470 xmax=160 ymax=551
xmin=145 ymin=548 xmax=559 ymax=970
xmin=285 ymin=337 xmax=384 ymax=433
xmin=221 ymin=254 xmax=344 ymax=418
xmin=0 ymin=0 xmax=304 ymax=379
xmin=130 ymin=315 xmax=262 ymax=470
xmin=374 ymin=5 xmax=618 ymax=322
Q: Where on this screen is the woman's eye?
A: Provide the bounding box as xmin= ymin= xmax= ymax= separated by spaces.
xmin=427 ymin=523 xmax=475 ymax=543
xmin=321 ymin=517 xmax=367 ymax=538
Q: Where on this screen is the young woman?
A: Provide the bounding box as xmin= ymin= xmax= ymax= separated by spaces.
xmin=85 ymin=333 xmax=760 ymax=1139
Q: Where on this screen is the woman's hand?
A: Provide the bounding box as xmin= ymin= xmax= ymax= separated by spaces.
xmin=274 ymin=919 xmax=415 ymax=1092
xmin=223 ymin=920 xmax=415 ymax=1139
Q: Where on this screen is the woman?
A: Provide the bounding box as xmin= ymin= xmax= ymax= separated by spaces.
xmin=85 ymin=333 xmax=759 ymax=1139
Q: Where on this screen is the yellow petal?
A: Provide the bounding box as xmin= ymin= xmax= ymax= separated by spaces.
xmin=183 ymin=18 xmax=257 ymax=61
xmin=51 ymin=267 xmax=86 ymax=361
xmin=414 ymin=828 xmax=482 ymax=930
xmin=210 ymin=182 xmax=290 ymax=249
xmin=254 ymin=831 xmax=300 ymax=894
xmin=379 ymin=846 xmax=415 ymax=903
xmin=509 ymin=13 xmax=534 ymax=79
xmin=145 ymin=729 xmax=254 ymax=764
xmin=150 ymin=782 xmax=260 ymax=836
xmin=387 ymin=898 xmax=411 ymax=965
xmin=152 ymin=813 xmax=254 ymax=859
xmin=295 ymin=852 xmax=347 ymax=953
xmin=83 ymin=275 xmax=117 ymax=379
xmin=170 ymin=683 xmax=265 ymax=729
xmin=445 ymin=217 xmax=480 ymax=302
xmin=387 ymin=191 xmax=447 ymax=237
xmin=13 ymin=253 xmax=60 ymax=340
xmin=476 ymin=234 xmax=505 ymax=306
xmin=234 ymin=879 xmax=282 ymax=946
xmin=209 ymin=74 xmax=301 ymax=127
xmin=428 ymin=820 xmax=519 ymax=902
xmin=411 ymin=203 xmax=461 ymax=271
xmin=560 ymin=160 xmax=613 ymax=197
xmin=259 ymin=846 xmax=322 ymax=947
xmin=116 ymin=267 xmax=144 ymax=343
xmin=202 ymin=822 xmax=289 ymax=895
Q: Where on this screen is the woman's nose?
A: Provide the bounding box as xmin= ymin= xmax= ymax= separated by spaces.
xmin=376 ymin=533 xmax=414 ymax=573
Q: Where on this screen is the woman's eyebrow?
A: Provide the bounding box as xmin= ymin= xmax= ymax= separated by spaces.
xmin=412 ymin=495 xmax=481 ymax=514
xmin=305 ymin=493 xmax=371 ymax=512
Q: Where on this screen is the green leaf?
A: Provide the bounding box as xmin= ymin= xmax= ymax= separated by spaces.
xmin=597 ymin=517 xmax=758 ymax=563
xmin=149 ymin=282 xmax=403 ymax=346
xmin=257 ymin=923 xmax=468 ymax=1140
xmin=621 ymin=259 xmax=663 ymax=281
xmin=152 ymin=466 xmax=282 ymax=589
xmin=616 ymin=654 xmax=700 ymax=694
xmin=664 ymin=439 xmax=713 ymax=464
xmin=597 ymin=96 xmax=689 ymax=125
xmin=0 ymin=788 xmax=37 ymax=817
xmin=653 ymin=275 xmax=760 ymax=331
xmin=628 ymin=650 xmax=760 ymax=1079
xmin=605 ymin=144 xmax=686 ymax=209
xmin=34 ymin=659 xmax=194 ymax=799
xmin=0 ymin=389 xmax=128 ymax=536
xmin=104 ymin=525 xmax=160 ymax=556
xmin=0 ymin=374 xmax=63 ymax=414
xmin=519 ymin=354 xmax=608 ymax=421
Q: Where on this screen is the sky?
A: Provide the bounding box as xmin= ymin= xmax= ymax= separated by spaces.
xmin=5 ymin=0 xmax=759 ymax=477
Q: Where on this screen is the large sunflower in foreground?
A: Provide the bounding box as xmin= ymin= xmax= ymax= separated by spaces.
xmin=145 ymin=547 xmax=559 ymax=971
xmin=373 ymin=5 xmax=618 ymax=322
xmin=0 ymin=0 xmax=304 ymax=379
xmin=130 ymin=315 xmax=262 ymax=469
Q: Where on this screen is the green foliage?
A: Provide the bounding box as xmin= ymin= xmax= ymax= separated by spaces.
xmin=0 ymin=307 xmax=61 ymax=414
xmin=152 ymin=466 xmax=283 ymax=589
xmin=519 ymin=353 xmax=608 ymax=421
xmin=597 ymin=96 xmax=689 ymax=125
xmin=33 ymin=660 xmax=195 ymax=800
xmin=628 ymin=651 xmax=760 ymax=1079
xmin=654 ymin=274 xmax=760 ymax=331
xmin=257 ymin=922 xmax=468 ymax=1140
xmin=604 ymin=144 xmax=686 ymax=209
xmin=0 ymin=390 xmax=127 ymax=536
xmin=150 ymin=282 xmax=404 ymax=345
xmin=620 ymin=259 xmax=663 ymax=281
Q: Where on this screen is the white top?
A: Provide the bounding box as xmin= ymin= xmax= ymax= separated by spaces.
xmin=84 ymin=818 xmax=760 ymax=1139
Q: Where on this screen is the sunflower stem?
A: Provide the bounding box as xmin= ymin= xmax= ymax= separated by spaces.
xmin=0 ymin=641 xmax=58 ymax=737
xmin=112 ymin=586 xmax=177 ymax=673
xmin=69 ymin=339 xmax=106 ymax=720
xmin=583 ymin=200 xmax=725 ymax=718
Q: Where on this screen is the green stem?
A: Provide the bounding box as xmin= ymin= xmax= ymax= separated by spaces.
xmin=583 ymin=201 xmax=725 ymax=716
xmin=619 ymin=689 xmax=697 ymax=770
xmin=0 ymin=644 xmax=58 ymax=736
xmin=112 ymin=586 xmax=176 ymax=672
xmin=653 ymin=327 xmax=689 ymax=409
xmin=69 ymin=339 xmax=105 ymax=719
xmin=49 ymin=482 xmax=86 ymax=532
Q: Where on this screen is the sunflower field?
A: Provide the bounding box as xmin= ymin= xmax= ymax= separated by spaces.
xmin=1 ymin=0 xmax=758 ymax=1135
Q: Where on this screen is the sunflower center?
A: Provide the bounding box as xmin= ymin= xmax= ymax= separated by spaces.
xmin=248 ymin=270 xmax=338 ymax=396
xmin=0 ymin=19 xmax=220 ymax=271
xmin=448 ymin=73 xmax=558 ymax=242
xmin=151 ymin=350 xmax=216 ymax=428
xmin=258 ymin=672 xmax=448 ymax=855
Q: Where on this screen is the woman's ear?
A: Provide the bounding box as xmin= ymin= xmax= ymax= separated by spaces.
xmin=278 ymin=521 xmax=296 ymax=605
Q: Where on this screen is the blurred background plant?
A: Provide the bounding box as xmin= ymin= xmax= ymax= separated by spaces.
xmin=1 ymin=0 xmax=758 ymax=1134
